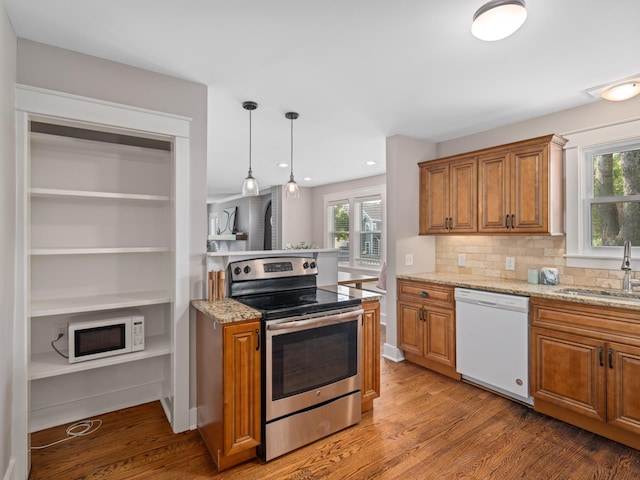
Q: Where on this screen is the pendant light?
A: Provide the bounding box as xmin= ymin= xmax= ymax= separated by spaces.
xmin=471 ymin=0 xmax=527 ymax=41
xmin=241 ymin=101 xmax=259 ymax=196
xmin=285 ymin=111 xmax=300 ymax=198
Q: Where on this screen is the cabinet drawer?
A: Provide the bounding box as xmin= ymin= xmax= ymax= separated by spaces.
xmin=531 ymin=298 xmax=640 ymax=346
xmin=397 ymin=280 xmax=454 ymax=308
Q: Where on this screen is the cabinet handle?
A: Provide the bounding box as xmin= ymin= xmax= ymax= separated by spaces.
xmin=608 ymin=348 xmax=613 ymax=369
xmin=256 ymin=329 xmax=260 ymax=351
xmin=421 ymin=308 xmax=427 ymax=322
xmin=598 ymin=346 xmax=604 ymax=367
xmin=447 ymin=217 xmax=452 ymax=231
xmin=511 ymin=214 xmax=515 ymax=230
xmin=419 ymin=291 xmax=429 ymax=298
xmin=505 ymin=215 xmax=510 ymax=229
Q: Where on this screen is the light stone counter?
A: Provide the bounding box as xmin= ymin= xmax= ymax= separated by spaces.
xmin=191 ymin=298 xmax=262 ymax=324
xmin=396 ymin=272 xmax=640 ymax=311
xmin=192 ymin=284 xmax=380 ymax=324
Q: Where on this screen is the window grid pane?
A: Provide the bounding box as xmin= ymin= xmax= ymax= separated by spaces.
xmin=355 ymin=198 xmax=382 ymax=267
xmin=589 ymin=146 xmax=640 ymax=246
xmin=327 ymin=203 xmax=350 ymax=263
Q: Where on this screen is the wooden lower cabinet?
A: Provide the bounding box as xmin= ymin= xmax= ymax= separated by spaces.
xmin=361 ymin=300 xmax=381 ymax=412
xmin=530 ymin=298 xmax=640 ymax=449
xmin=397 ymin=280 xmax=459 ymax=380
xmin=196 ymin=310 xmax=261 ymax=471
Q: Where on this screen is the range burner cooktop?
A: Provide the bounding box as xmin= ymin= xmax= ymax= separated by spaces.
xmin=236 ymin=287 xmax=360 ymax=320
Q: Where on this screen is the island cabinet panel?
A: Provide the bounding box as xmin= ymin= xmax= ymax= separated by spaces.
xmin=530 ymin=298 xmax=640 ymax=450
xmin=196 ymin=311 xmax=261 ymax=471
xmin=420 ymin=134 xmax=566 ymax=236
xmin=397 ymin=280 xmax=459 ymax=380
xmin=361 ymin=300 xmax=381 ymax=412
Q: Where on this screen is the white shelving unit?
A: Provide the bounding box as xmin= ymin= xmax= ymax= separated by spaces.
xmin=14 ymin=86 xmax=191 ymax=474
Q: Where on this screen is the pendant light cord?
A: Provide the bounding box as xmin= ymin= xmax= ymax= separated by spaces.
xmin=290 ymin=116 xmax=294 ymax=177
xmin=248 ymin=107 xmax=253 ymax=173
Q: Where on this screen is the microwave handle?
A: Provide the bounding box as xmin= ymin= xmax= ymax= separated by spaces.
xmin=267 ymin=309 xmax=364 ymax=332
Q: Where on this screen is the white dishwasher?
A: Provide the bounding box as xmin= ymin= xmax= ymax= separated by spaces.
xmin=455 ymin=288 xmax=533 ymax=406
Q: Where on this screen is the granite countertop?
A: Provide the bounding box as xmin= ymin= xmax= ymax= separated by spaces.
xmin=397 ymin=272 xmax=640 ymax=311
xmin=192 ymin=284 xmax=382 ymax=324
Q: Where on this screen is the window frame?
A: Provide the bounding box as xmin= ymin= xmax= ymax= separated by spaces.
xmin=565 ymin=118 xmax=640 ymax=269
xmin=323 ymin=185 xmax=386 ymax=272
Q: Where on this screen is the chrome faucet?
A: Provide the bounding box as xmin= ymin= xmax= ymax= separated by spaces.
xmin=621 ymin=241 xmax=640 ymax=293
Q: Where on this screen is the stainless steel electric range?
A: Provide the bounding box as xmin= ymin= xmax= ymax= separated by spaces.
xmin=228 ymin=256 xmax=363 ymax=461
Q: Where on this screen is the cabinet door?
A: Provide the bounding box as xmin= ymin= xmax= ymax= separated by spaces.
xmin=510 ymin=143 xmax=548 ymax=232
xmin=449 ymin=158 xmax=477 ymax=233
xmin=530 ymin=327 xmax=606 ymax=421
xmin=419 ymin=162 xmax=449 ymax=234
xmin=397 ymin=301 xmax=423 ymax=356
xmin=478 ymin=151 xmax=510 ymax=233
xmin=223 ymin=321 xmax=261 ymax=456
xmin=361 ymin=301 xmax=381 ymax=408
xmin=423 ymin=307 xmax=455 ymax=368
xmin=607 ymin=342 xmax=640 ymax=435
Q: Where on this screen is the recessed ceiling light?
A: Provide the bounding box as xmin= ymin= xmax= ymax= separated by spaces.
xmin=471 ymin=0 xmax=527 ymax=42
xmin=365 ymin=160 xmax=377 ymax=166
xmin=304 ymin=177 xmax=312 ymax=181
xmin=277 ymin=162 xmax=288 ymax=168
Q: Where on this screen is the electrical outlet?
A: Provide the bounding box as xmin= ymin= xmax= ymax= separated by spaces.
xmin=458 ymin=254 xmax=466 ymax=267
xmin=55 ymin=323 xmax=67 ymax=337
xmin=506 ymin=257 xmax=516 ymax=271
xmin=405 ymin=253 xmax=414 ymax=266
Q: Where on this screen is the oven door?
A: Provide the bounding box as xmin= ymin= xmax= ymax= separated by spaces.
xmin=265 ymin=308 xmax=363 ymax=422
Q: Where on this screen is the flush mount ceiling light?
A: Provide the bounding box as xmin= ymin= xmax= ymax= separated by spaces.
xmin=601 ymin=81 xmax=640 ymax=102
xmin=285 ymin=112 xmax=300 ymax=198
xmin=241 ymin=101 xmax=259 ymax=196
xmin=365 ymin=160 xmax=377 ymax=166
xmin=471 ymin=0 xmax=527 ymax=41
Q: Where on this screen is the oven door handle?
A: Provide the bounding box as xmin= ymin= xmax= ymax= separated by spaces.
xmin=267 ymin=309 xmax=364 ymax=332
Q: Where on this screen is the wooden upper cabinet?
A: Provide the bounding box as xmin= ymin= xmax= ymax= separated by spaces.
xmin=420 ymin=134 xmax=567 ymax=236
xmin=419 ymin=156 xmax=477 ymax=234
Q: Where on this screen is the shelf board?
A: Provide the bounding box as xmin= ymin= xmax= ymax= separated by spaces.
xmin=30 ymin=187 xmax=170 ymax=202
xmin=29 ymin=335 xmax=171 ymax=380
xmin=208 ymin=234 xmax=248 ymax=241
xmin=30 ymin=246 xmax=171 ymax=256
xmin=29 ymin=290 xmax=172 ymax=317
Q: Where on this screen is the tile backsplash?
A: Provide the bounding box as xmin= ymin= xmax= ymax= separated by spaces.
xmin=435 ymin=235 xmax=633 ymax=290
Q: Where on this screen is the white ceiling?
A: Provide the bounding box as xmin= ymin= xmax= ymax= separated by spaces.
xmin=5 ymin=0 xmax=640 ymax=200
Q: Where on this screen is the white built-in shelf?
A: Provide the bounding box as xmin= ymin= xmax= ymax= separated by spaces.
xmin=29 ymin=187 xmax=170 ymax=202
xmin=30 ymin=247 xmax=170 ymax=256
xmin=29 ymin=290 xmax=172 ymax=318
xmin=29 ymin=335 xmax=171 ymax=380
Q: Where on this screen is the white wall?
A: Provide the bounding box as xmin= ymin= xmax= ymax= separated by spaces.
xmin=385 ymin=135 xmax=437 ymax=361
xmin=281 ymin=186 xmax=313 ymax=247
xmin=436 ymin=95 xmax=640 ymax=158
xmin=1 ymin=2 xmax=16 ymax=478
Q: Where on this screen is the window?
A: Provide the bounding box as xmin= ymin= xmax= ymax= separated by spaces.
xmin=587 ymin=142 xmax=640 ymax=247
xmin=325 ymin=186 xmax=385 ymax=270
xmin=565 ymin=119 xmax=640 ymax=269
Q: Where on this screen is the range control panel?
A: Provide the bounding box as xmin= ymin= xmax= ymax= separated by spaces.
xmin=229 ymin=257 xmax=318 ymax=281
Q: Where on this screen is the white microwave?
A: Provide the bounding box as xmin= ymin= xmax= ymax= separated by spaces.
xmin=68 ymin=311 xmax=145 ymax=363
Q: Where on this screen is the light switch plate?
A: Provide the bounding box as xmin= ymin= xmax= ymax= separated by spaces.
xmin=458 ymin=254 xmax=466 ymax=266
xmin=405 ymin=253 xmax=414 ymax=266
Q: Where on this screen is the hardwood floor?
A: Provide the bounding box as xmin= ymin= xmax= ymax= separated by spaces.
xmin=31 ymin=328 xmax=640 ymax=479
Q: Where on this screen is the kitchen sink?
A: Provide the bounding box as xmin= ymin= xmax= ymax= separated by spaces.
xmin=555 ymin=287 xmax=640 ymax=303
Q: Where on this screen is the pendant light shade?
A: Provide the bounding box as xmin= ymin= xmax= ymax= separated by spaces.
xmin=471 ymin=0 xmax=527 ymax=41
xmin=241 ymin=101 xmax=259 ymax=196
xmin=285 ymin=112 xmax=300 ymax=198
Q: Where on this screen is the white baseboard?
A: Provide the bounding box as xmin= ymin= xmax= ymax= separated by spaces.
xmin=189 ymin=406 xmax=197 ymax=430
xmin=382 ymin=343 xmax=405 ymax=362
xmin=3 ymin=459 xmax=15 ymax=480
